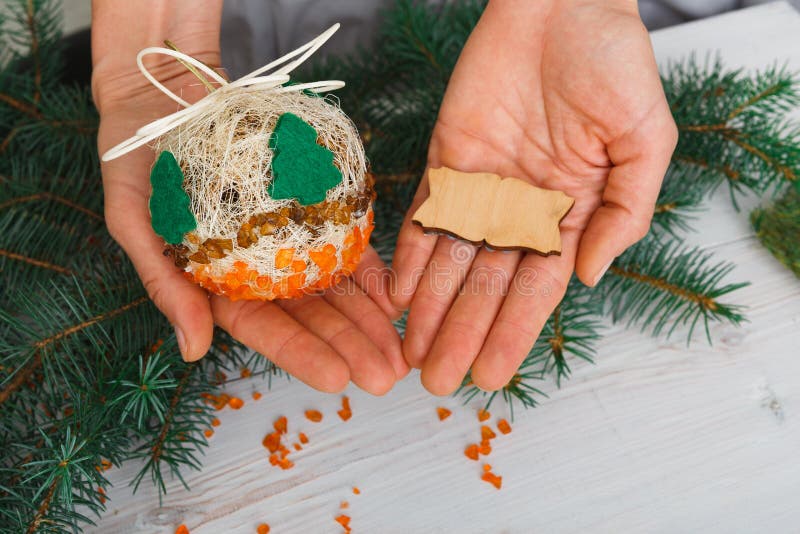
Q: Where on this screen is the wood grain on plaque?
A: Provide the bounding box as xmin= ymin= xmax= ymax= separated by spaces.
xmin=412 ymin=167 xmax=575 ymax=254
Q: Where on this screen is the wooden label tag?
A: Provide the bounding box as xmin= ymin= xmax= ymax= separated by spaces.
xmin=412 ymin=167 xmax=574 ymax=255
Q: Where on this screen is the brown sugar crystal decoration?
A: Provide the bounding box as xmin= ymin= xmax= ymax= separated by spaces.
xmin=411 ymin=167 xmax=575 ymax=255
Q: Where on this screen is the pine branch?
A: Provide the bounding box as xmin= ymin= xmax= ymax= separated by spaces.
xmin=601 ymin=239 xmax=748 ymax=342
xmin=751 ymin=186 xmax=800 ymax=277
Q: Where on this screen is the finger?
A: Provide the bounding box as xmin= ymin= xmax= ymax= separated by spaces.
xmin=353 ymin=245 xmax=399 ymax=320
xmin=211 ymin=296 xmax=350 ymax=393
xmin=279 ymin=296 xmax=397 ymax=396
xmin=469 ymin=229 xmax=580 ymax=391
xmin=575 ymin=105 xmax=678 ymax=286
xmin=389 ymin=173 xmax=439 ymax=311
xmin=420 ymin=247 xmax=522 ymax=396
xmin=402 ymin=238 xmax=479 ymax=369
xmin=103 ymin=181 xmax=213 ymax=362
xmin=324 ymin=278 xmax=409 ymax=381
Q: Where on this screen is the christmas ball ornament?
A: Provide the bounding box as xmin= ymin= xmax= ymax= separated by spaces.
xmin=103 ymin=25 xmax=375 ymax=300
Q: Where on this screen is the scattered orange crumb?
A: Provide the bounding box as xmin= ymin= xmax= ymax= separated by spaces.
xmin=478 ymin=440 xmax=492 ymax=456
xmin=352 ymin=486 xmax=361 ymax=495
xmin=481 ymin=425 xmax=497 ymax=440
xmin=483 ymin=464 xmax=492 ymax=472
xmin=305 ymin=409 xmax=323 ymax=422
xmin=97 ymin=486 xmax=106 ymax=504
xmin=340 ymin=500 xmax=349 ymax=509
xmin=337 ymin=396 xmax=352 ymax=421
xmin=204 ymin=429 xmax=214 ymax=438
xmin=95 ymin=459 xmax=112 ymax=472
xmin=256 ymin=523 xmax=270 ymax=534
xmin=477 ymin=408 xmax=490 ymax=422
xmin=437 ymin=407 xmax=452 ymax=421
xmin=273 ymin=416 xmax=288 ymax=434
xmin=299 ymin=432 xmax=309 ymax=444
xmin=262 ymin=431 xmax=281 ymax=453
xmin=293 ymin=443 xmax=302 ymax=451
xmin=497 ymin=418 xmax=511 ymax=434
xmin=228 ymin=397 xmax=244 ymax=410
xmin=335 ymin=514 xmax=351 ymax=531
xmin=252 ymin=391 xmax=262 ymax=400
xmin=464 ymin=444 xmax=479 ymax=461
xmin=240 ymin=368 xmax=252 ymax=378
xmin=277 ymin=457 xmax=294 ymax=470
xmin=211 ymin=418 xmax=220 ymax=427
xmin=176 ymin=525 xmax=189 ymax=534
xmin=481 ymin=471 xmax=502 ymax=490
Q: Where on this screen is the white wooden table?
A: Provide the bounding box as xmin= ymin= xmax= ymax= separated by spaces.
xmin=92 ymin=3 xmax=800 ymax=532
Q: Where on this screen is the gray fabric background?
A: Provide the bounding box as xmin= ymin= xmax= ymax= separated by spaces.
xmin=220 ymin=0 xmax=799 ymax=78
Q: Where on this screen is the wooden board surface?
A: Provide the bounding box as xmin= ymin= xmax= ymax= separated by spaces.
xmin=91 ymin=3 xmax=800 ymax=533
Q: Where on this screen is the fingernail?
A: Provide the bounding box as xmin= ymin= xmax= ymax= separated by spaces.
xmin=174 ymin=326 xmax=188 ymax=360
xmin=593 ymin=260 xmax=614 ymax=286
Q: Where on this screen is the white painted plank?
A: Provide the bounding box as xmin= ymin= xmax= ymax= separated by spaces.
xmin=91 ymin=3 xmax=800 ymax=533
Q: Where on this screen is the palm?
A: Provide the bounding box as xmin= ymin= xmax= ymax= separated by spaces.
xmin=391 ymin=1 xmax=677 ymax=394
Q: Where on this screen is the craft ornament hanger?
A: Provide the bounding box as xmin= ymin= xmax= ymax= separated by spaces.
xmin=412 ymin=167 xmax=575 ymax=255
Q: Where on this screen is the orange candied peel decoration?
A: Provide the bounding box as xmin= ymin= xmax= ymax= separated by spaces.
xmin=480 ymin=425 xmax=497 ymax=440
xmin=185 ymin=212 xmax=374 ymax=301
xmin=273 ymin=415 xmax=288 ymax=434
xmin=228 ymin=397 xmax=244 ymax=410
xmin=211 ymin=418 xmax=220 ymax=427
xmin=252 ymin=391 xmax=262 ymax=400
xmin=175 ymin=525 xmax=190 ymax=534
xmin=257 ymin=524 xmax=270 ymax=534
xmin=497 ymin=419 xmax=512 ymax=435
xmin=337 ymin=396 xmax=352 ymax=421
xmin=298 ymin=432 xmax=309 ymax=444
xmin=464 ymin=444 xmax=479 ymax=461
xmin=477 ymin=409 xmax=490 ymax=422
xmin=437 ymin=407 xmax=452 ymax=421
xmin=305 ymin=409 xmax=323 ymax=422
xmin=335 ymin=514 xmax=351 ymax=532
xmin=481 ymin=471 xmax=502 ymax=490
xmin=352 ymin=486 xmax=361 ymax=495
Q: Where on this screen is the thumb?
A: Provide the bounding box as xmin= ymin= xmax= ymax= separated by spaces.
xmin=575 ymin=106 xmax=678 ymax=286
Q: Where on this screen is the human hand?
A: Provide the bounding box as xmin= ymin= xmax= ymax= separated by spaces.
xmin=92 ymin=1 xmax=406 ymax=394
xmin=391 ymin=0 xmax=678 ymax=394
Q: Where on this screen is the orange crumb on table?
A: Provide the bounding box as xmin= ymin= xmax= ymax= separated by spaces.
xmin=483 ymin=464 xmax=492 ymax=472
xmin=204 ymin=429 xmax=214 ymax=438
xmin=273 ymin=416 xmax=288 ymax=434
xmin=262 ymin=431 xmax=281 ymax=453
xmin=305 ymin=409 xmax=323 ymax=422
xmin=464 ymin=444 xmax=479 ymax=461
xmin=240 ymin=368 xmax=252 ymax=378
xmin=352 ymin=486 xmax=361 ymax=495
xmin=481 ymin=425 xmax=497 ymax=440
xmin=479 ymin=440 xmax=492 ymax=456
xmin=437 ymin=407 xmax=451 ymax=421
xmin=481 ymin=471 xmax=502 ymax=490
xmin=497 ymin=418 xmax=512 ymax=434
xmin=293 ymin=443 xmax=302 ymax=451
xmin=252 ymin=391 xmax=262 ymax=400
xmin=211 ymin=418 xmax=220 ymax=427
xmin=176 ymin=525 xmax=189 ymax=534
xmin=337 ymin=396 xmax=352 ymax=421
xmin=97 ymin=486 xmax=106 ymax=504
xmin=228 ymin=397 xmax=244 ymax=410
xmin=477 ymin=408 xmax=490 ymax=422
xmin=299 ymin=432 xmax=309 ymax=444
xmin=95 ymin=458 xmax=112 ymax=472
xmin=335 ymin=514 xmax=351 ymax=529
xmin=340 ymin=500 xmax=349 ymax=509
xmin=257 ymin=523 xmax=270 ymax=534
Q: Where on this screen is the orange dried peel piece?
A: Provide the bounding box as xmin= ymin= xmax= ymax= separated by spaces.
xmin=477 ymin=409 xmax=490 ymax=422
xmin=305 ymin=409 xmax=323 ymax=422
xmin=464 ymin=444 xmax=479 ymax=461
xmin=273 ymin=416 xmax=288 ymax=434
xmin=228 ymin=397 xmax=244 ymax=410
xmin=437 ymin=407 xmax=452 ymax=421
xmin=497 ymin=419 xmax=511 ymax=434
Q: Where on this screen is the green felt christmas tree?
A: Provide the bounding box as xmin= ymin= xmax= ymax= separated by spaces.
xmin=149 ymin=151 xmax=196 ymax=244
xmin=267 ymin=112 xmax=343 ymax=205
